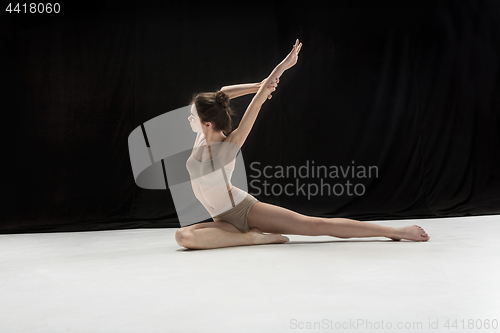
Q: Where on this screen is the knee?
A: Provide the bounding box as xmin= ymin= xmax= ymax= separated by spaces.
xmin=175 ymin=227 xmax=194 ymax=248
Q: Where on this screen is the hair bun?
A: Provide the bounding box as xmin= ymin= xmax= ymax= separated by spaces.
xmin=215 ymin=91 xmax=229 ymax=108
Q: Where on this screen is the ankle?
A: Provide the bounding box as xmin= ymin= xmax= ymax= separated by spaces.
xmin=388 ymin=226 xmax=399 ymax=239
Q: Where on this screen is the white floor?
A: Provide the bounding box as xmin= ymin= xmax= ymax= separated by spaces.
xmin=1 ymin=215 xmax=499 ymax=333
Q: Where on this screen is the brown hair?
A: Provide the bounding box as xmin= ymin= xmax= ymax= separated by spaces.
xmin=192 ymin=91 xmax=234 ymax=135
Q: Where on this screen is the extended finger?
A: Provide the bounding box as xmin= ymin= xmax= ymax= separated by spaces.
xmin=296 ymin=42 xmax=302 ymax=54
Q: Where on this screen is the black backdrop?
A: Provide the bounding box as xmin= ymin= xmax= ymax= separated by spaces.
xmin=2 ymin=0 xmax=499 ymax=234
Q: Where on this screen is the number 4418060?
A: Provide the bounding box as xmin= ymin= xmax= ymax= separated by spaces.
xmin=6 ymin=3 xmax=60 ymax=13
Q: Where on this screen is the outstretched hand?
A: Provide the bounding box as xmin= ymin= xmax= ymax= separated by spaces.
xmin=280 ymin=39 xmax=302 ymax=71
xmin=254 ymin=39 xmax=302 ymax=103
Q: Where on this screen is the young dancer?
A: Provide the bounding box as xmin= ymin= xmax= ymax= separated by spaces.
xmin=178 ymin=39 xmax=430 ymax=249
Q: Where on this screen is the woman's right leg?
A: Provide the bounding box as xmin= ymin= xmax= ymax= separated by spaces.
xmin=247 ymin=202 xmax=430 ymax=241
xmin=175 ymin=221 xmax=289 ymax=250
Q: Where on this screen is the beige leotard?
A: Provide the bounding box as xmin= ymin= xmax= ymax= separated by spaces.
xmin=185 ymin=133 xmax=246 ymax=217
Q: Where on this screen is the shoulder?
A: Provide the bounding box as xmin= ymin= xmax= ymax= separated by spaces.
xmin=224 ymin=128 xmax=245 ymax=149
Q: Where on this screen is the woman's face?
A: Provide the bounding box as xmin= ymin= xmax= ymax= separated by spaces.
xmin=188 ymin=104 xmax=203 ymax=133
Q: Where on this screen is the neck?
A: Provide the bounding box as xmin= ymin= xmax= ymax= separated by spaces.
xmin=204 ymin=131 xmax=226 ymax=143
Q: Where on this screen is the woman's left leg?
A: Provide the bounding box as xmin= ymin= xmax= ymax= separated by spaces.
xmin=247 ymin=202 xmax=397 ymax=239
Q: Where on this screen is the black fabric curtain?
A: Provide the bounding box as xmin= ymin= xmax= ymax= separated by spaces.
xmin=2 ymin=1 xmax=500 ymax=234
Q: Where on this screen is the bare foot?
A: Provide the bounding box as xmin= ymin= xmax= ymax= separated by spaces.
xmin=390 ymin=225 xmax=430 ymax=241
xmin=248 ymin=228 xmax=290 ymax=245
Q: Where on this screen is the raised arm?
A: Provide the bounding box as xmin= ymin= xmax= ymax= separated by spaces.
xmin=221 ymin=80 xmax=278 ymax=100
xmin=226 ymin=39 xmax=302 ymax=148
xmin=220 ymin=83 xmax=260 ymax=99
